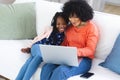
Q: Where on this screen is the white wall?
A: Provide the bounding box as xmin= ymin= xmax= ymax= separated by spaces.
xmin=106 ymin=0 xmax=120 ymax=5
xmin=88 ymin=0 xmax=106 ymax=12
xmin=46 ymin=0 xmax=106 ymax=12
xmin=46 ymin=0 xmax=68 ymax=3
xmin=14 ymin=0 xmax=35 ymax=3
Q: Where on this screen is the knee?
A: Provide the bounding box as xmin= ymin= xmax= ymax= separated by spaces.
xmin=31 ymin=44 xmax=41 ymax=56
xmin=31 ymin=44 xmax=39 ymax=51
xmin=42 ymin=63 xmax=57 ymax=71
xmin=50 ymin=65 xmax=68 ymax=80
xmin=35 ymin=54 xmax=41 ymax=58
xmin=79 ymin=58 xmax=92 ymax=72
xmin=54 ymin=65 xmax=66 ymax=74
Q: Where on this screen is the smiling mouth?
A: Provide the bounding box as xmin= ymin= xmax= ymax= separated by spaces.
xmin=59 ymin=28 xmax=65 ymax=32
xmin=60 ymin=28 xmax=64 ymax=31
xmin=72 ymin=23 xmax=76 ymax=25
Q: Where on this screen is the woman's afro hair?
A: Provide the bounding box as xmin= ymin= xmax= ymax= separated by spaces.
xmin=62 ymin=0 xmax=94 ymax=22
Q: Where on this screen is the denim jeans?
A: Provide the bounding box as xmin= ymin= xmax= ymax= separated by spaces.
xmin=16 ymin=44 xmax=42 ymax=80
xmin=40 ymin=57 xmax=92 ymax=80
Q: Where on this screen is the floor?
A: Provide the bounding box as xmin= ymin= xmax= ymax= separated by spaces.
xmin=103 ymin=3 xmax=120 ymax=15
xmin=0 ymin=75 xmax=10 ymax=80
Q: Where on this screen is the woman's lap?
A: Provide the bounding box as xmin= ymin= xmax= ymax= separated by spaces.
xmin=41 ymin=57 xmax=92 ymax=80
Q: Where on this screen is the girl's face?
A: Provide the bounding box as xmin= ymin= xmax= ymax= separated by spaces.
xmin=69 ymin=14 xmax=81 ymax=27
xmin=56 ymin=16 xmax=67 ymax=33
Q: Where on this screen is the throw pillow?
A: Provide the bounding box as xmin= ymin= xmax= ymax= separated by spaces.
xmin=99 ymin=34 xmax=120 ymax=74
xmin=0 ymin=2 xmax=36 ymax=39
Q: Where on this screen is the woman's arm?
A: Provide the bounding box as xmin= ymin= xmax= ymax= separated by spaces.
xmin=77 ymin=24 xmax=99 ymax=59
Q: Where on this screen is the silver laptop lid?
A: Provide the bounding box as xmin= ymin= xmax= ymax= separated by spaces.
xmin=39 ymin=45 xmax=79 ymax=67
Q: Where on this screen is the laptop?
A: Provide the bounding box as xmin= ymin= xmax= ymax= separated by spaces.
xmin=39 ymin=45 xmax=79 ymax=67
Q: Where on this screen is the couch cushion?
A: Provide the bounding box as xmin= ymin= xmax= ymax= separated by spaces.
xmin=89 ymin=58 xmax=120 ymax=80
xmin=0 ymin=40 xmax=31 ymax=79
xmin=92 ymin=11 xmax=120 ymax=60
xmin=32 ymin=58 xmax=120 ymax=80
xmin=99 ymin=34 xmax=120 ymax=74
xmin=0 ymin=2 xmax=36 ymax=39
xmin=36 ymin=0 xmax=62 ymax=35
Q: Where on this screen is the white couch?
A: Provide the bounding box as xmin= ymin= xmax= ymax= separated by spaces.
xmin=0 ymin=0 xmax=120 ymax=80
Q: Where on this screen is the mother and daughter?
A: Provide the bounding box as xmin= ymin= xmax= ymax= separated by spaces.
xmin=16 ymin=0 xmax=99 ymax=80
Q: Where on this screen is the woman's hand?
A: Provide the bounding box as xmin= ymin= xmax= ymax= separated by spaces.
xmin=21 ymin=47 xmax=31 ymax=53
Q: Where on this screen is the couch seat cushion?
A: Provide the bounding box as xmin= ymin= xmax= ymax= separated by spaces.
xmin=32 ymin=58 xmax=120 ymax=80
xmin=0 ymin=40 xmax=120 ymax=80
xmin=0 ymin=40 xmax=31 ymax=79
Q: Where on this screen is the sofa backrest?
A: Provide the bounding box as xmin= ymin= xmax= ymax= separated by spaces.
xmin=36 ymin=0 xmax=63 ymax=35
xmin=93 ymin=11 xmax=120 ymax=59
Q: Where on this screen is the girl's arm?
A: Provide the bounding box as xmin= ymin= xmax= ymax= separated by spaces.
xmin=29 ymin=27 xmax=53 ymax=48
xmin=21 ymin=27 xmax=53 ymax=53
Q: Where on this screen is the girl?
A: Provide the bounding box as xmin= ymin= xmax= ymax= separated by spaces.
xmin=16 ymin=12 xmax=68 ymax=80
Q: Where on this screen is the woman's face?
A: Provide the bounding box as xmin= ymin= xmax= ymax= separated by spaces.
xmin=56 ymin=16 xmax=67 ymax=33
xmin=69 ymin=14 xmax=81 ymax=27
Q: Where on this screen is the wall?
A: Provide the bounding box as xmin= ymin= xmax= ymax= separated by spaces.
xmin=46 ymin=0 xmax=68 ymax=3
xmin=89 ymin=0 xmax=106 ymax=11
xmin=14 ymin=0 xmax=35 ymax=3
xmin=106 ymin=0 xmax=120 ymax=5
xmin=46 ymin=0 xmax=106 ymax=12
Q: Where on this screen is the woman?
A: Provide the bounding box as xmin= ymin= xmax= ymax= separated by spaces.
xmin=40 ymin=0 xmax=99 ymax=80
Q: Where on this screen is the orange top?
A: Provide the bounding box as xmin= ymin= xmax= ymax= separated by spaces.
xmin=61 ymin=21 xmax=99 ymax=59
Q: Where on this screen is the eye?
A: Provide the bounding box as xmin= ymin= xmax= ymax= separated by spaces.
xmin=57 ymin=23 xmax=60 ymax=25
